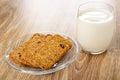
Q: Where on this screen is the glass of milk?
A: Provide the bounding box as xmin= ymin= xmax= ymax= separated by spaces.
xmin=77 ymin=2 xmax=115 ymax=54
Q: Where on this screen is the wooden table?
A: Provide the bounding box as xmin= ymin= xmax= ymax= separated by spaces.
xmin=0 ymin=0 xmax=119 ymax=80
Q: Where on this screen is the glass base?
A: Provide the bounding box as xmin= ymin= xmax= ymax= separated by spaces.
xmin=83 ymin=50 xmax=107 ymax=55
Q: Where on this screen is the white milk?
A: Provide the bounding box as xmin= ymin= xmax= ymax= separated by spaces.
xmin=77 ymin=10 xmax=115 ymax=53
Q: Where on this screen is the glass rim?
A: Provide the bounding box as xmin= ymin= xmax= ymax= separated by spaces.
xmin=78 ymin=1 xmax=114 ymax=11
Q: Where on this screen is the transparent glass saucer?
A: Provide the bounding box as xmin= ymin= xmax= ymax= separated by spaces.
xmin=4 ymin=33 xmax=79 ymax=75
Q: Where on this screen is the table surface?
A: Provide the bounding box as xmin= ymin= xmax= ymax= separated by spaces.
xmin=0 ymin=0 xmax=120 ymax=80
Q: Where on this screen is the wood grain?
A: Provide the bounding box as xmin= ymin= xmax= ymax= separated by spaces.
xmin=0 ymin=0 xmax=119 ymax=80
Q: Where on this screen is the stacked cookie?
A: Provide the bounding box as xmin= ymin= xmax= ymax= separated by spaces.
xmin=9 ymin=33 xmax=72 ymax=70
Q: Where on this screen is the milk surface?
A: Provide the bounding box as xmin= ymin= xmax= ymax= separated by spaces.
xmin=77 ymin=10 xmax=115 ymax=53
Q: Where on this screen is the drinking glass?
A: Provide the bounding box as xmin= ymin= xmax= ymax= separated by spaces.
xmin=77 ymin=1 xmax=115 ymax=54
